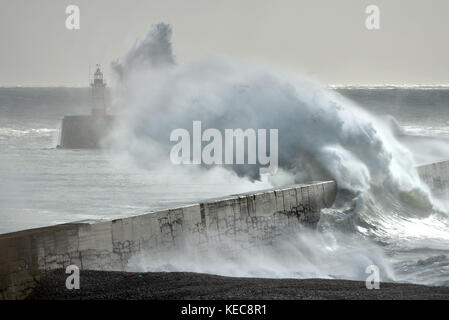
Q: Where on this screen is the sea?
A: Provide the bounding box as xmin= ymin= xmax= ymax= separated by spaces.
xmin=1 ymin=85 xmax=449 ymax=287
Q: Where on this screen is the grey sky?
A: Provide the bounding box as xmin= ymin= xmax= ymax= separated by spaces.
xmin=1 ymin=0 xmax=449 ymax=86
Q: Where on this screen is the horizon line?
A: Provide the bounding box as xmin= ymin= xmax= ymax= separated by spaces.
xmin=2 ymin=84 xmax=449 ymax=89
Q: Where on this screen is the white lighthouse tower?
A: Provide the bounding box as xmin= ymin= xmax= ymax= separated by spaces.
xmin=58 ymin=64 xmax=115 ymax=148
xmin=90 ymin=64 xmax=107 ymax=116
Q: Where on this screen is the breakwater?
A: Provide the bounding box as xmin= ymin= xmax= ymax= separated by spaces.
xmin=0 ymin=181 xmax=337 ymax=299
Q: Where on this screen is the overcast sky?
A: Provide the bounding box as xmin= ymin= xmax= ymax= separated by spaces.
xmin=1 ymin=0 xmax=448 ymax=86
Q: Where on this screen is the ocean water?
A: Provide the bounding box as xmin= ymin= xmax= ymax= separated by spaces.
xmin=336 ymin=86 xmax=449 ymax=138
xmin=1 ymin=85 xmax=449 ymax=287
xmin=0 ymin=88 xmax=272 ymax=233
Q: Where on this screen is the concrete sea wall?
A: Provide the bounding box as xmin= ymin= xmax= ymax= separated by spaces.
xmin=1 ymin=160 xmax=447 ymax=299
xmin=0 ymin=181 xmax=337 ymax=300
xmin=417 ymin=160 xmax=449 ymax=193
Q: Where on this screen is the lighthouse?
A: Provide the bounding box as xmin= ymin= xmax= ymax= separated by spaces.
xmin=58 ymin=64 xmax=116 ymax=149
xmin=91 ymin=65 xmax=107 ymax=116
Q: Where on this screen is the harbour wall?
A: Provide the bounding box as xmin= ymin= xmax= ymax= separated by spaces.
xmin=417 ymin=160 xmax=449 ymax=193
xmin=58 ymin=115 xmax=115 ymax=149
xmin=0 ymin=181 xmax=337 ymax=300
xmin=1 ymin=159 xmax=448 ymax=300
